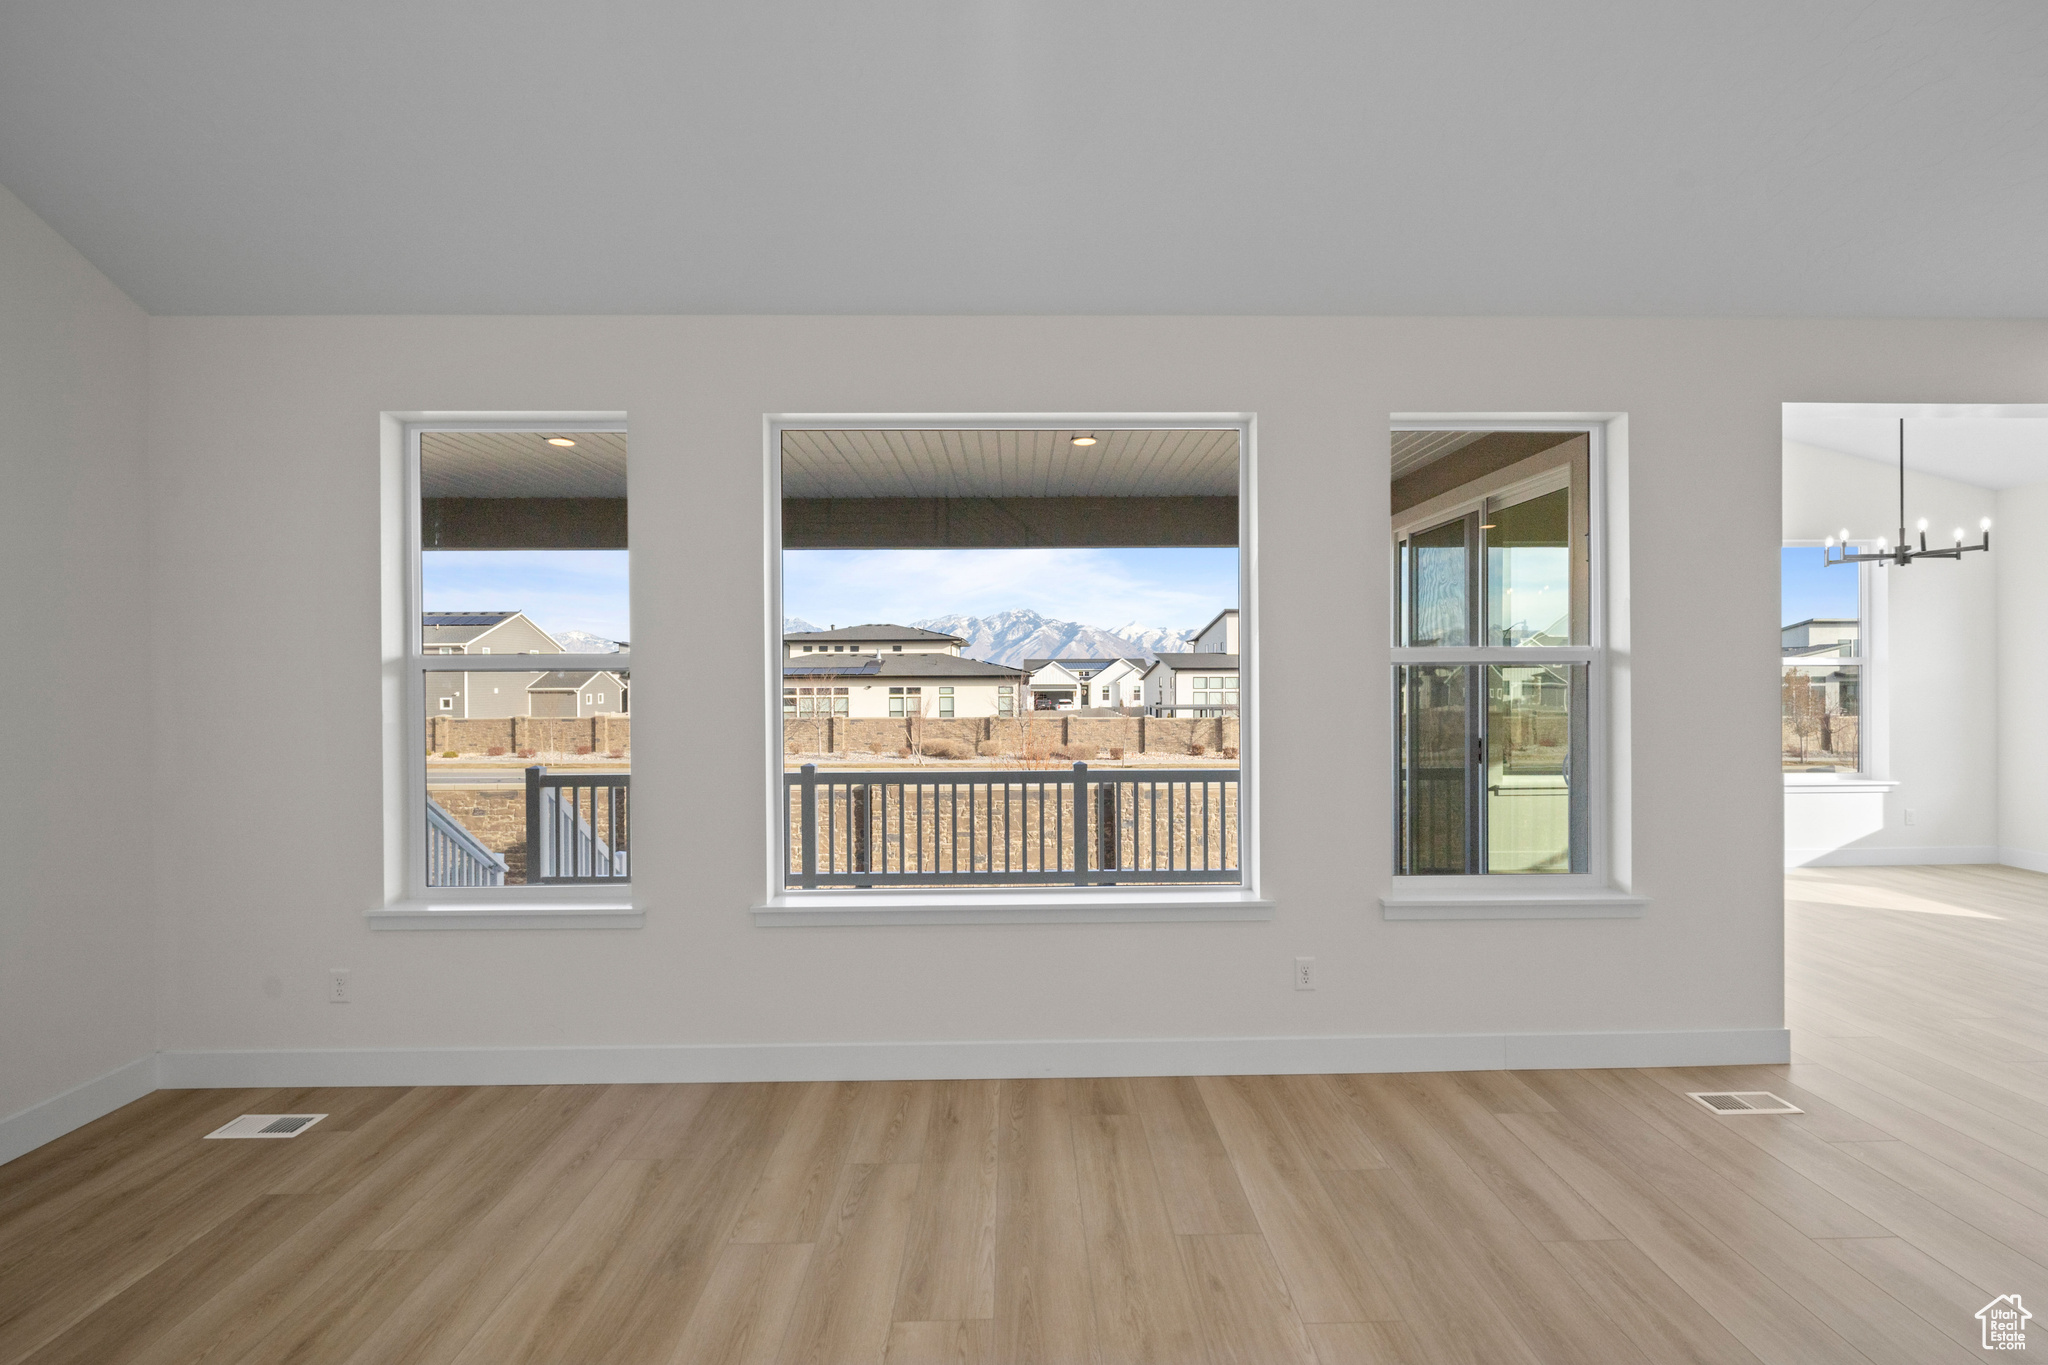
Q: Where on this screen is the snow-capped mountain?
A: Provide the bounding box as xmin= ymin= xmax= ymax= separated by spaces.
xmin=551 ymin=629 xmax=623 ymax=653
xmin=910 ymin=609 xmax=1197 ymax=668
xmin=782 ymin=616 xmax=822 ymax=634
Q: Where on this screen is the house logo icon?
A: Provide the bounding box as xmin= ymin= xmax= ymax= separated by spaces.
xmin=1978 ymin=1294 xmax=2031 ymax=1350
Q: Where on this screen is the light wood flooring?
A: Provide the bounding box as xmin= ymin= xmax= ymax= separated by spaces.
xmin=6 ymin=864 xmax=2048 ymax=1363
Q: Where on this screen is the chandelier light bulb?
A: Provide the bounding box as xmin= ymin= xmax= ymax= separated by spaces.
xmin=1983 ymin=517 xmax=1993 ymax=530
xmin=1877 ymin=537 xmax=1888 ymax=551
xmin=1917 ymin=518 xmax=1928 ymax=531
xmin=1824 ymin=535 xmax=1835 ymax=547
xmin=1955 ymin=528 xmax=1966 ymax=543
xmin=1840 ymin=528 xmax=1851 ymax=542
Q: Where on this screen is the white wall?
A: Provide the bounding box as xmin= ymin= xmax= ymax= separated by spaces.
xmin=0 ymin=183 xmax=156 ymax=1153
xmin=1998 ymin=478 xmax=2048 ymax=870
xmin=1782 ymin=440 xmax=1999 ymax=865
xmin=133 ymin=314 xmax=2048 ymax=1079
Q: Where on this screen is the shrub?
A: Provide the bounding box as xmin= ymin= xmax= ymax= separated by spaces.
xmin=606 ymin=749 xmax=626 ymax=759
xmin=516 ymin=749 xmax=536 ymax=759
xmin=1052 ymin=743 xmax=1095 ymax=761
xmin=976 ymin=739 xmax=1008 ymax=757
xmin=922 ymin=739 xmax=972 ymax=760
xmin=575 ymin=744 xmax=593 ymax=755
xmin=439 ymin=749 xmax=459 ymax=759
xmin=897 ymin=747 xmax=914 ymax=759
xmin=1188 ymin=743 xmax=1206 ymax=757
xmin=1107 ymin=746 xmax=1125 ymax=761
xmin=486 ymin=746 xmax=507 ymax=757
xmin=1221 ymin=745 xmax=1239 ymax=759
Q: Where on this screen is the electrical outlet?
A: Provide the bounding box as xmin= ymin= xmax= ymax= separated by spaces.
xmin=1295 ymin=957 xmax=1316 ymax=991
xmin=329 ymin=969 xmax=350 ymax=1004
xmin=1903 ymin=808 xmax=1917 ymax=826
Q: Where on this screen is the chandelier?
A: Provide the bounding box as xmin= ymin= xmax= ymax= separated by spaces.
xmin=1825 ymin=419 xmax=1991 ymax=567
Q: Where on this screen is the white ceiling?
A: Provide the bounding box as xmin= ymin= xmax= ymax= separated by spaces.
xmin=421 ymin=431 xmax=627 ymax=498
xmin=1782 ymin=405 xmax=2048 ymax=491
xmin=781 ymin=429 xmax=1239 ymax=498
xmin=1 ymin=3 xmax=2045 ymax=316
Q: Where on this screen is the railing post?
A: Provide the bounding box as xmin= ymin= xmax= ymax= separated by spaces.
xmin=1072 ymin=761 xmax=1089 ymax=885
xmin=800 ymin=762 xmax=819 ymax=889
xmin=524 ymin=764 xmax=545 ymax=883
xmin=1097 ymin=778 xmax=1119 ymax=874
xmin=851 ymin=783 xmax=870 ymax=876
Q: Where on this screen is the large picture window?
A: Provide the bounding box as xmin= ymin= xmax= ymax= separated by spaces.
xmin=1391 ymin=427 xmax=1600 ymax=879
xmin=765 ymin=419 xmax=1254 ymax=909
xmin=401 ymin=423 xmax=631 ymax=901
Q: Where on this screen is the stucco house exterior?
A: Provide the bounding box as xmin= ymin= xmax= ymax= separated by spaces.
xmin=1021 ymin=657 xmax=1148 ymax=710
xmin=784 ymin=624 xmax=964 ymax=660
xmin=784 ymin=651 xmax=1024 ymax=720
xmin=1142 ymin=653 xmax=1239 ymax=716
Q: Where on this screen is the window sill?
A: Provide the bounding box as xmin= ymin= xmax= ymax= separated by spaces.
xmin=367 ymin=901 xmax=641 ymax=931
xmin=1783 ymin=776 xmax=1898 ymax=793
xmin=752 ymin=889 xmax=1273 ymax=926
xmin=1379 ymin=888 xmax=1647 ymax=920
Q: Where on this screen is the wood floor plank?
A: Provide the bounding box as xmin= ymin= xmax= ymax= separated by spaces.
xmin=1071 ymin=1111 xmax=1209 ymax=1364
xmin=847 ymin=1081 xmax=935 ymax=1165
xmin=1305 ymin=1321 xmax=1432 ymax=1365
xmin=664 ymin=1242 xmax=814 ymax=1365
xmin=1817 ymin=1236 xmax=1999 ymax=1355
xmin=1545 ymin=1237 xmax=1767 ymax=1365
xmin=894 ymin=1079 xmax=1000 ymax=1322
xmin=1268 ymin=1074 xmax=1387 ymax=1171
xmin=884 ymin=1319 xmax=995 ymax=1365
xmin=1196 ymin=1075 xmax=1399 ymax=1324
xmin=990 ymin=1078 xmax=1096 ymax=1365
xmin=335 ymin=1083 xmax=668 ymax=1365
xmin=733 ymin=1080 xmax=866 ymax=1244
xmin=1178 ymin=1232 xmax=1319 ymax=1365
xmin=776 ymin=1162 xmax=924 ymax=1365
xmin=1409 ymin=1071 xmax=1622 ymax=1243
xmin=1127 ymin=1075 xmax=1259 ymax=1236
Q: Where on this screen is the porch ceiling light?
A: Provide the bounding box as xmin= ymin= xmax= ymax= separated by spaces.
xmin=1069 ymin=434 xmax=1098 ymax=446
xmin=544 ymin=435 xmax=578 ymax=447
xmin=1827 ymin=419 xmax=1990 ymax=568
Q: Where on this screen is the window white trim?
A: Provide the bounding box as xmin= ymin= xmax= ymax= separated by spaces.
xmin=1384 ymin=414 xmax=1635 ymax=913
xmin=378 ymin=412 xmax=634 ymax=925
xmin=763 ymin=413 xmax=1258 ymax=918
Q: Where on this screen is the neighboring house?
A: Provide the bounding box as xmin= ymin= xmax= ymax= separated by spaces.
xmin=424 ymin=611 xmax=563 ymax=719
xmin=527 ymin=670 xmax=629 ymax=717
xmin=1020 ymin=657 xmax=1148 ymax=710
xmin=1782 ymin=617 xmax=1857 ymax=659
xmin=785 ymin=624 xmax=964 ymax=660
xmin=1191 ymin=608 xmax=1239 ymax=654
xmin=1142 ymin=653 xmax=1239 ymax=716
xmin=784 ymin=652 xmax=1025 ymax=721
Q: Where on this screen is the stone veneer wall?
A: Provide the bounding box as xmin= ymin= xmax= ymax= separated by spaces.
xmin=427 ymin=714 xmax=630 ymax=756
xmin=781 ymin=714 xmax=1238 ymax=756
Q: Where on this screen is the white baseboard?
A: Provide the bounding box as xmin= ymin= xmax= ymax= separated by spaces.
xmin=1787 ymin=844 xmax=1997 ymax=868
xmin=1998 ymin=847 xmax=2048 ymax=875
xmin=0 ymin=1055 xmax=160 ymax=1168
xmin=157 ymin=1028 xmax=1791 ymax=1088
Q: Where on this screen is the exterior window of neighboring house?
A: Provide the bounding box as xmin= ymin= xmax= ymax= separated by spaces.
xmin=1193 ymin=675 xmax=1239 ymax=715
xmin=889 ymin=685 xmax=922 ymax=718
xmin=892 ymin=645 xmax=903 ymax=651
xmin=1781 ymin=545 xmax=1870 ymax=775
xmin=938 ymin=686 xmax=954 ymax=718
xmin=1392 ymin=425 xmax=1598 ymax=879
xmin=998 ymin=684 xmax=1015 ymax=717
xmin=783 ymin=688 xmax=796 ymax=717
xmin=400 ymin=421 xmax=630 ymax=901
xmin=793 ymin=686 xmax=849 ymax=717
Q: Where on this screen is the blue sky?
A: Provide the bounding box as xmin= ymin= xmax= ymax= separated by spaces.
xmin=783 ymin=547 xmax=1239 ymax=632
xmin=1782 ymin=546 xmax=1858 ymax=627
xmin=423 ymin=550 xmax=630 ymax=642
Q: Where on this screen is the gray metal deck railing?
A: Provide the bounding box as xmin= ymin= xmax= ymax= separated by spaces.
xmin=426 ymin=797 xmax=508 ymax=886
xmin=784 ymin=762 xmax=1239 ymax=888
xmin=526 ymin=765 xmax=629 ymax=883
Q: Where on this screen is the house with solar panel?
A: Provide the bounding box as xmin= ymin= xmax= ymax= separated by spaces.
xmin=423 ymin=611 xmax=629 ymax=718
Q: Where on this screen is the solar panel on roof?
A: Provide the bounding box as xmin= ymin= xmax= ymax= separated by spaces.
xmin=423 ymin=612 xmax=516 ymax=626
